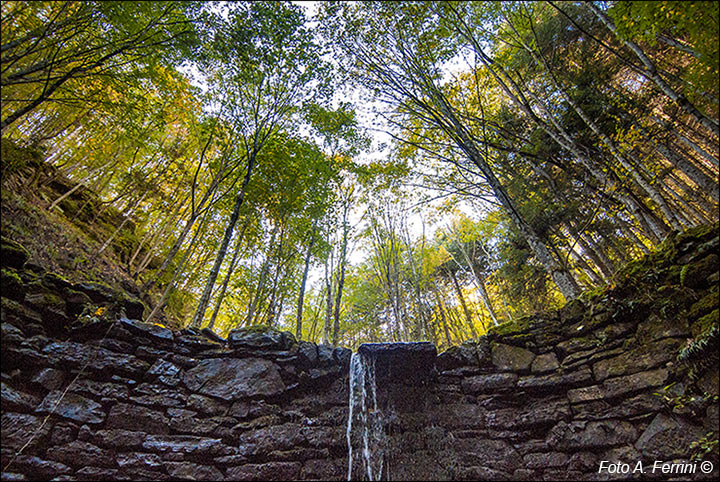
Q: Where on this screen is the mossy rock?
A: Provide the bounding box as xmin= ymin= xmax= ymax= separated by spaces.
xmin=65 ymin=290 xmax=93 ymax=318
xmin=112 ymin=227 xmax=139 ymax=262
xmin=57 ymin=197 xmax=80 ymax=216
xmin=25 ymin=291 xmax=66 ymax=312
xmin=677 ymin=222 xmax=719 ymax=246
xmin=119 ymin=294 xmax=146 ymax=320
xmin=579 ymin=284 xmax=608 ymax=304
xmin=43 ymin=272 xmax=73 ymax=292
xmin=1 ymin=268 xmax=24 ymax=301
xmin=488 ymin=315 xmax=535 ymax=337
xmin=689 ymin=286 xmax=719 ymax=320
xmin=0 ymin=237 xmax=30 ymax=269
xmin=654 ymin=285 xmax=697 ymax=317
xmin=559 ymin=298 xmax=586 ymax=323
xmin=613 ymin=256 xmax=653 ymax=291
xmin=73 ymin=281 xmax=115 ymax=303
xmin=653 ymin=233 xmax=680 ymax=267
xmin=228 ymin=325 xmax=297 ymax=350
xmin=681 ymin=254 xmax=719 ymax=290
xmin=664 ymin=264 xmax=684 ymax=285
xmin=691 ymin=309 xmax=719 ymax=338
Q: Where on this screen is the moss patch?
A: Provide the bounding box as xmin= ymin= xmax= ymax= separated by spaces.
xmin=1 ymin=268 xmax=24 ymax=301
xmin=689 ymin=286 xmax=720 ymax=320
xmin=691 ymin=309 xmax=719 ymax=338
xmin=488 ymin=315 xmax=535 ymax=337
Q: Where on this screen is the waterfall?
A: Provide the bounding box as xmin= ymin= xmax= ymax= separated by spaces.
xmin=347 ymin=351 xmax=385 ymax=481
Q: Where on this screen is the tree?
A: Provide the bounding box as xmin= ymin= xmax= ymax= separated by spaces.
xmin=1 ymin=1 xmax=197 ymax=130
xmin=190 ymin=2 xmax=329 ymax=328
xmin=320 ymin=2 xmax=583 ymax=300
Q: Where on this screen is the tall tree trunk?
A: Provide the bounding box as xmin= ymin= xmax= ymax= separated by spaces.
xmin=96 ymin=191 xmax=147 ymax=256
xmin=323 ymin=252 xmax=333 ymax=344
xmin=295 ymin=223 xmax=317 ymax=340
xmin=206 ymin=219 xmax=250 ymax=332
xmin=131 ymin=191 xmax=189 ymax=275
xmin=449 ymin=270 xmax=477 ymax=339
xmin=143 ymin=202 xmax=213 ymax=324
xmin=246 ymin=223 xmax=279 ymax=327
xmin=412 ymin=45 xmax=584 ymax=299
xmin=453 ymin=239 xmax=500 ymax=327
xmin=191 ymin=154 xmax=256 ymax=328
xmin=635 ymin=120 xmax=719 ymax=202
xmin=516 ymin=18 xmax=685 ymax=230
xmin=445 ymin=3 xmax=670 ymax=243
xmin=433 ymin=285 xmax=453 ymax=349
xmin=332 ymin=201 xmax=351 ymax=346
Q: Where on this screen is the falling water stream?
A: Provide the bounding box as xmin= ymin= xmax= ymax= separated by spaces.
xmin=346 ymin=342 xmax=435 ymax=481
xmin=346 ymin=351 xmax=386 ymax=481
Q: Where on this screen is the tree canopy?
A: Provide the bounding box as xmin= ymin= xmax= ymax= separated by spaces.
xmin=2 ymin=0 xmax=717 ymax=349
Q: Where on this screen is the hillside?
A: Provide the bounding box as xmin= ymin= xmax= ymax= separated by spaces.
xmin=1 ymin=138 xmax=177 ymax=328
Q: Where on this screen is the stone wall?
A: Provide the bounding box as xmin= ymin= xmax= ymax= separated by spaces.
xmin=1 ymin=225 xmax=718 ymax=481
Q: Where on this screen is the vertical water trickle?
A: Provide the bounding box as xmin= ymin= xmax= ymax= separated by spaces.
xmin=347 ymin=351 xmax=385 ymax=481
xmin=347 ymin=352 xmax=361 ymax=481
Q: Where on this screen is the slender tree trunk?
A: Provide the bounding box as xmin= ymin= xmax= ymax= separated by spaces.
xmin=263 ymin=226 xmax=287 ymax=327
xmin=206 ymin=219 xmax=250 ymax=332
xmin=475 ymin=274 xmax=499 ymax=326
xmin=652 ymin=116 xmax=720 ymax=170
xmin=635 ymin=121 xmax=719 ymax=202
xmin=97 ymin=191 xmax=147 ymax=255
xmin=445 ymin=4 xmax=669 ymax=243
xmin=143 ymin=201 xmax=213 ymax=324
xmin=324 ymin=253 xmax=333 ymax=344
xmin=449 ymin=270 xmax=477 ymax=339
xmin=433 ymin=286 xmax=452 ymax=348
xmin=453 ymin=239 xmax=500 ymax=326
xmin=47 ymin=156 xmax=121 ymax=212
xmin=624 ymin=224 xmax=651 ymax=255
xmin=295 ymin=223 xmax=317 ymax=340
xmin=246 ymin=224 xmax=278 ymax=327
xmin=131 ymin=191 xmax=189 ymax=274
xmin=191 ymin=154 xmax=256 ymax=329
xmin=332 ymin=201 xmax=351 ymax=346
xmin=516 ymin=19 xmax=685 ymax=231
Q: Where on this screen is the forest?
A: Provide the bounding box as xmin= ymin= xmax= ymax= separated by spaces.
xmin=1 ymin=0 xmax=718 ymax=351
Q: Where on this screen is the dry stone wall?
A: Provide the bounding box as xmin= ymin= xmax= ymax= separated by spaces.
xmin=1 ymin=225 xmax=718 ymax=481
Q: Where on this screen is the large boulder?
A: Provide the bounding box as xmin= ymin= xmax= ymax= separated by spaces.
xmin=635 ymin=413 xmax=705 ymax=459
xmin=2 ymin=382 xmax=41 ymax=411
xmin=491 ymin=343 xmax=536 ymax=371
xmin=106 ymin=403 xmax=169 ymax=434
xmin=119 ymin=317 xmax=173 ymax=343
xmin=228 ymin=326 xmax=296 ymax=351
xmin=547 ymin=420 xmax=637 ymax=449
xmin=184 ymin=357 xmax=285 ymax=400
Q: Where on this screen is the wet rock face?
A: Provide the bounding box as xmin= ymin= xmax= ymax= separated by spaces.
xmin=358 ymin=341 xmax=437 ymax=382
